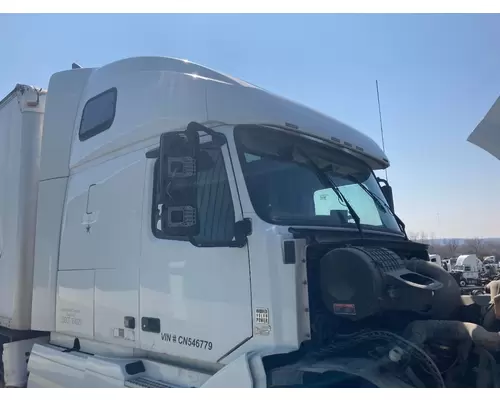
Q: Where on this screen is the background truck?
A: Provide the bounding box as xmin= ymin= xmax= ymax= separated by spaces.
xmin=428 ymin=254 xmax=442 ymax=267
xmin=1 ymin=57 xmax=500 ymax=388
xmin=451 ymin=254 xmax=482 ymax=286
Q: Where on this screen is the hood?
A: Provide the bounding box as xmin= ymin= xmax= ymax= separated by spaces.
xmin=467 ymin=96 xmax=500 ymax=161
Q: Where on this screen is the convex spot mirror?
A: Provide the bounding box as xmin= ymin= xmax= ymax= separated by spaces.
xmin=377 ymin=177 xmax=394 ymax=212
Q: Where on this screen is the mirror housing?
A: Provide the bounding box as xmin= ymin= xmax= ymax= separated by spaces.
xmin=158 ymin=126 xmax=200 ymax=237
xmin=155 ymin=121 xmax=252 ymax=247
xmin=377 ymin=177 xmax=394 ymax=212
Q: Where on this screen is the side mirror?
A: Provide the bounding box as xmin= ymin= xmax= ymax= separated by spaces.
xmin=377 ymin=177 xmax=394 ymax=212
xmin=158 ymin=126 xmax=200 ymax=237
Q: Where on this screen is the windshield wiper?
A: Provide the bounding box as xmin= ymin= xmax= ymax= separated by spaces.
xmin=295 ymin=147 xmax=364 ymax=239
xmin=345 ymin=173 xmax=408 ymax=240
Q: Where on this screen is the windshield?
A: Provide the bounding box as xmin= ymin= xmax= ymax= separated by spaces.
xmin=234 ymin=125 xmax=402 ymax=234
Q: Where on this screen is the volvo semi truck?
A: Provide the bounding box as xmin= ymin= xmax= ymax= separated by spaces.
xmin=1 ymin=57 xmax=498 ymax=388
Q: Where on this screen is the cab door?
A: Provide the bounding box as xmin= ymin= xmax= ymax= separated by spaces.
xmin=139 ymin=129 xmax=252 ymax=363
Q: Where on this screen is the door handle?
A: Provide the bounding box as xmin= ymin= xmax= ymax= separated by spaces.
xmin=86 ymin=184 xmax=96 ymax=215
xmin=83 ymin=184 xmax=98 ymax=232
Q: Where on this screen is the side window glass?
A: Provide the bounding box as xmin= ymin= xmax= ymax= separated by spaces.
xmin=152 ymin=145 xmax=236 ymax=243
xmin=79 ymin=88 xmax=117 ymax=141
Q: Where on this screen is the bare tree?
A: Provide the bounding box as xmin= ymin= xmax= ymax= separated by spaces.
xmin=427 ymin=232 xmax=437 ymax=252
xmin=464 ymin=237 xmax=485 ymax=255
xmin=408 ymin=231 xmax=418 ymax=242
xmin=445 ymin=238 xmax=459 ymax=257
xmin=408 ymin=231 xmax=439 ymax=252
xmin=417 ymin=231 xmax=429 ymax=244
xmin=408 ymin=231 xmax=424 ymax=242
xmin=406 ymin=235 xmax=500 ymax=260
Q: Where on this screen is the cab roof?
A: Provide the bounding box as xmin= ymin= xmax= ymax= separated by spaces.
xmin=70 ymin=56 xmax=390 ymax=170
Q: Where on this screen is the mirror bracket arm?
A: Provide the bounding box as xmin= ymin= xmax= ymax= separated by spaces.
xmin=188 ymin=237 xmax=248 ymax=249
xmin=187 ymin=218 xmax=252 ymax=249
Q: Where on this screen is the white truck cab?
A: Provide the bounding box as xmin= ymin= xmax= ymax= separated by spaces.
xmin=429 ymin=254 xmax=442 ymax=267
xmin=1 ymin=57 xmax=480 ymax=388
xmin=453 ymin=255 xmax=481 ymax=286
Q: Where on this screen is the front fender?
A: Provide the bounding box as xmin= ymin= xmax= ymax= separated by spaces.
xmin=201 ymin=352 xmax=267 ymax=388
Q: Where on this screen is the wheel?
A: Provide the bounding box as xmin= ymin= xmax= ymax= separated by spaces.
xmin=459 ymin=280 xmax=467 ymax=287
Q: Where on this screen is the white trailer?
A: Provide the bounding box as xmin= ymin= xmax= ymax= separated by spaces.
xmin=0 ymin=85 xmax=45 ymax=330
xmin=0 ymin=86 xmax=49 ymax=387
xmin=0 ymin=57 xmax=497 ymax=388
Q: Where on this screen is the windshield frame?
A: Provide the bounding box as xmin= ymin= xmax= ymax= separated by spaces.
xmin=233 ymin=124 xmax=404 ymax=236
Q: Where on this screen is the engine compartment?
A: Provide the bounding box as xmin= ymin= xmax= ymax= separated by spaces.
xmin=265 ymin=236 xmax=500 ymax=388
xmin=319 ymin=246 xmax=449 ymax=322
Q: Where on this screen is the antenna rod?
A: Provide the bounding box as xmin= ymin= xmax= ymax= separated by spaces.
xmin=375 ymin=80 xmax=388 ymax=181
